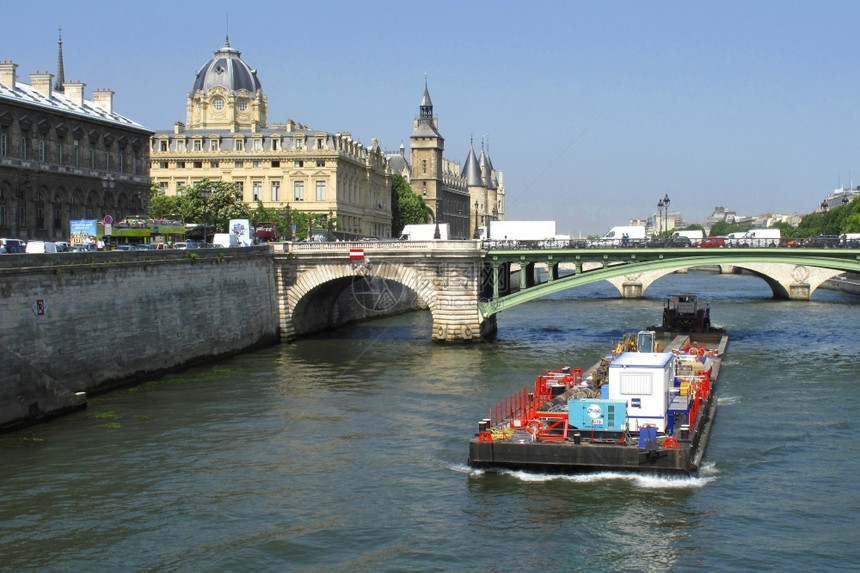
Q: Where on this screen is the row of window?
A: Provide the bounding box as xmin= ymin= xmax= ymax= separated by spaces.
xmin=156 ymin=136 xmax=328 ymax=153
xmin=0 ymin=131 xmax=140 ymax=174
xmin=154 ymin=159 xmax=325 ymax=170
xmin=164 ymin=180 xmax=328 ymax=203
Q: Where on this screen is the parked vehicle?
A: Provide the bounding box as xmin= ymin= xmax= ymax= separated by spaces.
xmin=400 ymin=223 xmax=449 ymax=241
xmin=724 ymin=231 xmax=749 ymax=247
xmin=0 ymin=238 xmax=27 ymax=254
xmin=698 ymin=236 xmax=726 ymax=248
xmin=671 ymin=230 xmax=704 ymax=244
xmin=212 ymin=233 xmax=239 ymax=248
xmin=648 ymin=235 xmax=691 ymax=248
xmin=25 ymin=241 xmax=59 ymax=254
xmin=804 ymin=234 xmax=841 ymax=248
xmin=739 ymin=228 xmax=781 ymax=247
xmin=488 ymin=220 xmax=557 ymax=242
xmin=590 ymin=225 xmax=646 ymax=247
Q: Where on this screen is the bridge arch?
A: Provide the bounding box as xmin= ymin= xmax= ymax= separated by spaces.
xmin=275 ymin=245 xmax=494 ymax=342
xmin=604 ymin=263 xmax=843 ymax=300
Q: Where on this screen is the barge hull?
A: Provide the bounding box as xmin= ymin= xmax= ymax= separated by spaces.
xmin=469 ymin=440 xmax=696 ymax=475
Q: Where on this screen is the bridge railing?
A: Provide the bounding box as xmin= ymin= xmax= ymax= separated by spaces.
xmin=278 ymin=239 xmax=482 ymax=253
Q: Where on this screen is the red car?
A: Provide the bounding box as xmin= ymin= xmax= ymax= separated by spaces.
xmin=698 ymin=236 xmax=726 ymax=248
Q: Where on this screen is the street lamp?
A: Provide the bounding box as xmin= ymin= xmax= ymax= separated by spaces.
xmin=662 ymin=194 xmax=670 ymax=234
xmin=282 ymin=203 xmax=292 ymax=241
xmin=327 ymin=210 xmax=334 ymax=241
xmin=200 ymin=186 xmax=210 ymax=245
xmin=656 ymin=198 xmax=664 ymax=235
xmin=433 ymin=199 xmax=441 ymax=240
xmin=473 ymin=200 xmax=480 ymax=239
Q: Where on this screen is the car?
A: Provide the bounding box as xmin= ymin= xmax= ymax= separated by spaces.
xmin=25 ymin=240 xmax=59 ymax=254
xmin=135 ymin=243 xmax=156 ymax=250
xmin=72 ymin=244 xmax=97 ymax=252
xmin=804 ymin=235 xmax=841 ymax=248
xmin=698 ymin=236 xmax=726 ymax=248
xmin=647 ymin=236 xmax=691 ymax=248
xmin=0 ymin=238 xmax=27 ymax=254
xmin=114 ymin=244 xmax=135 ymax=251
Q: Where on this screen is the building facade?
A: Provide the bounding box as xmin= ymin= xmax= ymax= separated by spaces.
xmin=0 ymin=36 xmax=152 ymax=241
xmin=150 ymin=38 xmax=391 ymax=239
xmin=390 ymin=84 xmax=505 ymax=238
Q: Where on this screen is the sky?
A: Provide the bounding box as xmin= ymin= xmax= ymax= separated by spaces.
xmin=4 ymin=0 xmax=860 ymax=235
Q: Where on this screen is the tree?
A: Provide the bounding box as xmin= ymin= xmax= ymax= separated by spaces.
xmin=184 ymin=179 xmax=250 ymax=233
xmin=770 ymin=221 xmax=798 ymax=239
xmin=149 ymin=184 xmax=182 ymax=219
xmin=708 ymin=221 xmax=742 ymax=237
xmin=391 ymin=174 xmax=429 ymax=236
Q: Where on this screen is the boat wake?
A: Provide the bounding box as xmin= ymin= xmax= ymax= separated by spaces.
xmin=717 ymin=394 xmax=741 ymax=406
xmin=457 ymin=463 xmax=717 ymax=489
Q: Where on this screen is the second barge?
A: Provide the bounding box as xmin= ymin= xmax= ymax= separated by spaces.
xmin=468 ymin=295 xmax=728 ymax=475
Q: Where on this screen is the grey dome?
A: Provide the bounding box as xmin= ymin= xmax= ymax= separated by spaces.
xmin=191 ymin=38 xmax=262 ymax=94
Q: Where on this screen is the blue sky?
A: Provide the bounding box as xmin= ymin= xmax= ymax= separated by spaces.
xmin=4 ymin=0 xmax=859 ymax=235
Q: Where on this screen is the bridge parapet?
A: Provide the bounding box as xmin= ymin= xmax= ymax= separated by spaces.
xmin=272 ymin=240 xmax=494 ymax=342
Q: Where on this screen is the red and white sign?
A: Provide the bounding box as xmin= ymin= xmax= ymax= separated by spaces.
xmin=349 ymin=248 xmax=364 ymax=260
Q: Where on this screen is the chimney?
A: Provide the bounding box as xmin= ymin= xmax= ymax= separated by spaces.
xmin=64 ymin=81 xmax=86 ymax=107
xmin=0 ymin=60 xmax=17 ymax=88
xmin=174 ymin=121 xmax=185 ymax=134
xmin=93 ymin=88 xmax=114 ymax=113
xmin=30 ymin=71 xmax=54 ymax=97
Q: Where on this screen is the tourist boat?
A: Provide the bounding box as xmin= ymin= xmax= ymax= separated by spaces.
xmin=468 ymin=295 xmax=728 ymax=475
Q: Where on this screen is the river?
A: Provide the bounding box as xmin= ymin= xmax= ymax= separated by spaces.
xmin=1 ymin=271 xmax=858 ymax=572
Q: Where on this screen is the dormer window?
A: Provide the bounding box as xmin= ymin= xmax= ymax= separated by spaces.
xmin=212 ymin=97 xmax=225 ymax=111
xmin=237 ymin=99 xmax=248 ymax=111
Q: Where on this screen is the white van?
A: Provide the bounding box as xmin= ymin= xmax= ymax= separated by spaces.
xmin=212 ymin=233 xmax=239 ymax=248
xmin=25 ymin=241 xmax=59 ymax=254
xmin=590 ymin=225 xmax=646 ymax=247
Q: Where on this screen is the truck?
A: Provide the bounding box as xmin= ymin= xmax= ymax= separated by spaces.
xmin=228 ymin=219 xmax=254 ymax=246
xmin=590 ymin=225 xmax=646 ymax=247
xmin=671 ymin=230 xmax=704 ymax=243
xmin=212 ymin=233 xmax=239 ymax=248
xmin=487 ymin=220 xmax=557 ymax=242
xmin=742 ymin=228 xmax=781 ymax=247
xmin=399 ymin=223 xmax=448 ymax=241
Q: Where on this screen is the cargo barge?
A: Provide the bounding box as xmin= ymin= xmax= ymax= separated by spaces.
xmin=468 ymin=295 xmax=728 ymax=475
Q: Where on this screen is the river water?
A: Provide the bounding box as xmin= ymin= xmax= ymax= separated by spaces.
xmin=1 ymin=271 xmax=858 ymax=572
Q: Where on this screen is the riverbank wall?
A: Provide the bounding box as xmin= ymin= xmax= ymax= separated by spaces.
xmin=0 ymin=248 xmax=279 ymax=431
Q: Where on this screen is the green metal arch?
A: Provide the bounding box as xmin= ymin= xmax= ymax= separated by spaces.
xmin=479 ymin=252 xmax=860 ymax=317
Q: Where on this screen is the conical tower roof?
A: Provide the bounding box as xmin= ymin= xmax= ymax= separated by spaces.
xmin=461 ymin=142 xmax=482 ymax=186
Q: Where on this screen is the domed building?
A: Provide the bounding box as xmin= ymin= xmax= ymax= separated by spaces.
xmin=185 ymin=39 xmax=266 ymax=132
xmin=151 ymin=38 xmax=391 ymax=239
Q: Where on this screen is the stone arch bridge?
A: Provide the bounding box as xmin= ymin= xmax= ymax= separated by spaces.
xmin=275 ymin=242 xmax=860 ymax=341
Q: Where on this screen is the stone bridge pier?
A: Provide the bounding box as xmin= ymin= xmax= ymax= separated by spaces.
xmin=274 ymin=241 xmax=495 ymax=343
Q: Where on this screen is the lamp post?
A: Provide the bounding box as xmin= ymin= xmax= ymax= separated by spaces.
xmin=820 ymin=200 xmax=828 ymax=212
xmin=101 ymin=175 xmax=116 ymax=249
xmin=662 ymin=194 xmax=670 ymax=234
xmin=433 ymin=199 xmax=441 ymax=240
xmin=473 ymin=200 xmax=480 ymax=239
xmin=200 ymin=186 xmax=210 ymax=245
xmin=327 ymin=210 xmax=334 ymax=241
xmin=657 ymin=198 xmax=664 ymax=235
xmin=282 ymin=203 xmax=292 ymax=241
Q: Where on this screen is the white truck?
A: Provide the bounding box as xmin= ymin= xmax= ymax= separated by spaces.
xmin=212 ymin=233 xmax=239 ymax=248
xmin=743 ymin=228 xmax=781 ymax=247
xmin=487 ymin=220 xmax=557 ymax=246
xmin=672 ymin=230 xmax=704 ymax=243
xmin=399 ymin=223 xmax=448 ymax=240
xmin=590 ymin=225 xmax=646 ymax=247
xmin=727 ymin=228 xmax=781 ymax=247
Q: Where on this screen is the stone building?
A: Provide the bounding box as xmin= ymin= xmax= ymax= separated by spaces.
xmin=0 ymin=35 xmax=152 ymax=241
xmin=150 ymin=38 xmax=391 ymax=239
xmin=388 ymin=84 xmax=505 ymax=238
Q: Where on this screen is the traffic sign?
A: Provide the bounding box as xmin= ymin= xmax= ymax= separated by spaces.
xmin=349 ymin=248 xmax=364 ymax=260
xmin=103 ymin=215 xmax=113 ymax=224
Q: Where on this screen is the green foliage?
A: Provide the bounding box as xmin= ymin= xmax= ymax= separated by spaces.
xmin=797 ymin=197 xmax=859 ymax=237
xmin=770 ymin=221 xmax=798 ymax=239
xmin=682 ymin=223 xmax=705 ymax=233
xmin=708 ymin=221 xmax=743 ymax=237
xmin=149 ymin=184 xmax=182 ymax=219
xmin=183 ymin=179 xmax=250 ymax=233
xmin=391 ymin=174 xmax=429 ymax=236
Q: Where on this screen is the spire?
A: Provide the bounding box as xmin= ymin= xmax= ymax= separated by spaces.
xmin=461 ymin=139 xmax=482 ymax=186
xmin=54 ymin=27 xmax=65 ymax=93
xmin=420 ymin=75 xmax=433 ymax=119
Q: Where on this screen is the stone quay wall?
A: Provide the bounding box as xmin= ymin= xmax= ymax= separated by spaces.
xmin=0 ymin=248 xmax=279 ymax=430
